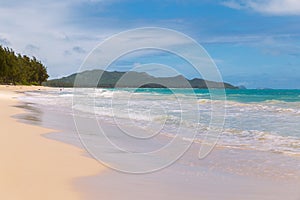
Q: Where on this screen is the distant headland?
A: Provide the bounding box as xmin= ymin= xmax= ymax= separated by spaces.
xmin=43 ymin=69 xmax=238 ymax=89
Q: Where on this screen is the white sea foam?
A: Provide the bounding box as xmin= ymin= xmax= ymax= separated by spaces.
xmin=19 ymin=88 xmax=300 ymax=155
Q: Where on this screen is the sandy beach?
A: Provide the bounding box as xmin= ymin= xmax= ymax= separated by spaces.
xmin=0 ymin=85 xmax=103 ymax=200
xmin=1 ymin=85 xmax=300 ymax=200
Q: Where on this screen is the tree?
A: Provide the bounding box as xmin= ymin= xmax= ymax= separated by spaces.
xmin=0 ymin=45 xmax=49 ymax=85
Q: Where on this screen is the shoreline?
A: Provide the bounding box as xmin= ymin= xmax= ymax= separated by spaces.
xmin=3 ymin=85 xmax=300 ymax=200
xmin=0 ymin=85 xmax=104 ymax=200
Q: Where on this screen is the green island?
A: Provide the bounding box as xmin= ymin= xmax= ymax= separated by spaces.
xmin=43 ymin=70 xmax=238 ymax=89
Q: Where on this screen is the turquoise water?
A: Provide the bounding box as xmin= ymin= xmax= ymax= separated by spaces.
xmin=224 ymin=89 xmax=300 ymax=102
xmin=123 ymin=88 xmax=300 ymax=103
xmin=22 ymin=88 xmax=300 ymax=155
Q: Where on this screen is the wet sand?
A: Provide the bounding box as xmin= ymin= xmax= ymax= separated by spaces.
xmin=16 ymin=89 xmax=300 ymax=200
xmin=0 ymin=85 xmax=104 ymax=200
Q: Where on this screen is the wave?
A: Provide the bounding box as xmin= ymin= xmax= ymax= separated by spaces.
xmin=20 ymin=88 xmax=300 ymax=156
xmin=192 ymin=128 xmax=300 ymax=156
xmin=158 ymin=126 xmax=300 ymax=156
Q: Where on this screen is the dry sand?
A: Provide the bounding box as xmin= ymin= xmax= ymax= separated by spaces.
xmin=0 ymin=85 xmax=104 ymax=200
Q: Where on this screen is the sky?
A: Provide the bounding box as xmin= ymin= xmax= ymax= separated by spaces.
xmin=0 ymin=0 xmax=300 ymax=89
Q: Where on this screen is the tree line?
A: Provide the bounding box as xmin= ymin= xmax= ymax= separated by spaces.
xmin=0 ymin=45 xmax=49 ymax=85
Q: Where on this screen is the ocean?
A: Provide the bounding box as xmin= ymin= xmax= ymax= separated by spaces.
xmin=20 ymin=88 xmax=300 ymax=157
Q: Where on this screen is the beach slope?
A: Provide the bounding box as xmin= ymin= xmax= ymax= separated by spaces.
xmin=0 ymin=86 xmax=102 ymax=200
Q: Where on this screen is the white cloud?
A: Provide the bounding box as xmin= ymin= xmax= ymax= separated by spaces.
xmin=221 ymin=0 xmax=245 ymax=9
xmin=72 ymin=46 xmax=87 ymax=54
xmin=200 ymin=34 xmax=263 ymax=44
xmin=24 ymin=44 xmax=40 ymax=56
xmin=222 ymin=0 xmax=300 ymax=15
xmin=0 ymin=36 xmax=11 ymax=46
xmin=0 ymin=0 xmax=115 ymax=78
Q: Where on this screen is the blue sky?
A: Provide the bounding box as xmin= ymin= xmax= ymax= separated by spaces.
xmin=0 ymin=0 xmax=299 ymax=88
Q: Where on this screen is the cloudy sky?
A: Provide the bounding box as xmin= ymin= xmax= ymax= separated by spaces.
xmin=0 ymin=0 xmax=299 ymax=88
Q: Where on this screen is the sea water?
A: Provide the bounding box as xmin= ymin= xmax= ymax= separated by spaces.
xmin=21 ymin=88 xmax=300 ymax=156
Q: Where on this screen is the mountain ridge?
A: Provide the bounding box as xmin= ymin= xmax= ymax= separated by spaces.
xmin=43 ymin=69 xmax=238 ymax=89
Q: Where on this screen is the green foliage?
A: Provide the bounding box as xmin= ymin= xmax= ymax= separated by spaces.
xmin=0 ymin=45 xmax=49 ymax=85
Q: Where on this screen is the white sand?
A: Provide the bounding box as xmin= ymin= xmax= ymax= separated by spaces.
xmin=0 ymin=85 xmax=104 ymax=200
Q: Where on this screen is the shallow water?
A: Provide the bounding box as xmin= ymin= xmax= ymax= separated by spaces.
xmin=16 ymin=89 xmax=300 ymax=199
xmin=20 ymin=88 xmax=300 ymax=155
